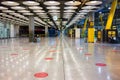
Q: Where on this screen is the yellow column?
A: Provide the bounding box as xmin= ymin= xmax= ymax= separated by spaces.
xmin=88 ymin=28 xmax=95 ymax=43
xmin=105 ymin=0 xmax=118 ymax=30
xmin=88 ymin=12 xmax=95 ymax=43
xmin=82 ymin=18 xmax=88 ymax=36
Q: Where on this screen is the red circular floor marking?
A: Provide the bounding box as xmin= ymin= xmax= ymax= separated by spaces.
xmin=45 ymin=58 xmax=53 ymax=60
xmin=85 ymin=53 xmax=92 ymax=56
xmin=34 ymin=72 xmax=48 ymax=78
xmin=1 ymin=46 xmax=7 ymax=48
xmin=23 ymin=48 xmax=29 ymax=50
xmin=112 ymin=50 xmax=120 ymax=52
xmin=11 ymin=54 xmax=18 ymax=56
xmin=79 ymin=48 xmax=83 ymax=50
xmin=96 ymin=63 xmax=107 ymax=67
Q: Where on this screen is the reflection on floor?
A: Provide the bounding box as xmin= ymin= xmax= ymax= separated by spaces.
xmin=0 ymin=37 xmax=120 ymax=80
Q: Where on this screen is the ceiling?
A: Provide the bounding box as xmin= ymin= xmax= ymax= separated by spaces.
xmin=0 ymin=0 xmax=112 ymax=29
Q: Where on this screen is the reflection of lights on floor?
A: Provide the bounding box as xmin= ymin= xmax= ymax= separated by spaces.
xmin=86 ymin=56 xmax=89 ymax=60
xmin=107 ymin=75 xmax=111 ymax=80
xmin=98 ymin=67 xmax=102 ymax=74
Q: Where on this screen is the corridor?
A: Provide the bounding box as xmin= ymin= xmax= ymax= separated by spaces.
xmin=0 ymin=37 xmax=120 ymax=80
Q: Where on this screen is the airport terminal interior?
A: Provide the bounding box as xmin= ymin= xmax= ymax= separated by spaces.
xmin=0 ymin=0 xmax=120 ymax=80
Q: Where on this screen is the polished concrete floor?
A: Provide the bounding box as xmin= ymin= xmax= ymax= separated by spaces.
xmin=0 ymin=37 xmax=120 ymax=80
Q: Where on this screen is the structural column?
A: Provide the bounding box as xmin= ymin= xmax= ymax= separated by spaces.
xmin=3 ymin=22 xmax=7 ymax=38
xmin=29 ymin=16 xmax=34 ymax=42
xmin=14 ymin=24 xmax=20 ymax=37
xmin=45 ymin=25 xmax=48 ymax=37
xmin=10 ymin=23 xmax=15 ymax=38
xmin=88 ymin=12 xmax=95 ymax=43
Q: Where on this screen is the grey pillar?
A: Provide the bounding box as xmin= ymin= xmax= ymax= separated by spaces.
xmin=45 ymin=25 xmax=48 ymax=37
xmin=89 ymin=12 xmax=94 ymax=22
xmin=88 ymin=12 xmax=95 ymax=28
xmin=29 ymin=16 xmax=34 ymax=42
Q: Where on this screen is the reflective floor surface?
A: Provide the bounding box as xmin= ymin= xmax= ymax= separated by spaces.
xmin=0 ymin=37 xmax=120 ymax=80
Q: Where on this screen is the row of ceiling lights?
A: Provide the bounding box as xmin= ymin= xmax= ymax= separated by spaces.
xmin=67 ymin=0 xmax=102 ymax=27
xmin=0 ymin=0 xmax=102 ymax=28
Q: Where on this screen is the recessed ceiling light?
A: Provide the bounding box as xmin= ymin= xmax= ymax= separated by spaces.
xmin=65 ymin=1 xmax=81 ymax=6
xmin=0 ymin=6 xmax=8 ymax=10
xmin=82 ymin=6 xmax=99 ymax=10
xmin=9 ymin=13 xmax=19 ymax=15
xmin=29 ymin=6 xmax=43 ymax=10
xmin=11 ymin=6 xmax=26 ymax=10
xmin=64 ymin=10 xmax=75 ymax=12
xmin=1 ymin=1 xmax=19 ymax=6
xmin=2 ymin=10 xmax=15 ymax=13
xmin=108 ymin=7 xmax=111 ymax=10
xmin=64 ymin=6 xmax=78 ymax=9
xmin=79 ymin=10 xmax=90 ymax=13
xmin=50 ymin=13 xmax=60 ymax=15
xmin=34 ymin=10 xmax=45 ymax=12
xmin=23 ymin=13 xmax=34 ymax=15
xmin=89 ymin=10 xmax=96 ymax=12
xmin=23 ymin=1 xmax=39 ymax=6
xmin=85 ymin=1 xmax=102 ymax=6
xmin=64 ymin=13 xmax=73 ymax=15
xmin=36 ymin=13 xmax=47 ymax=15
xmin=78 ymin=12 xmax=87 ymax=15
xmin=41 ymin=16 xmax=49 ymax=18
xmin=47 ymin=6 xmax=60 ymax=9
xmin=48 ymin=10 xmax=60 ymax=12
xmin=44 ymin=1 xmax=60 ymax=6
xmin=18 ymin=10 xmax=30 ymax=13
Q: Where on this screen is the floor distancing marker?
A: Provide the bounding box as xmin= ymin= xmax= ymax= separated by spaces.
xmin=34 ymin=72 xmax=48 ymax=78
xmin=96 ymin=63 xmax=107 ymax=67
xmin=11 ymin=54 xmax=18 ymax=56
xmin=85 ymin=53 xmax=92 ymax=56
xmin=112 ymin=50 xmax=120 ymax=52
xmin=45 ymin=58 xmax=53 ymax=60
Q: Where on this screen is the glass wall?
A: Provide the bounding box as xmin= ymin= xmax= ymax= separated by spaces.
xmin=0 ymin=21 xmax=10 ymax=39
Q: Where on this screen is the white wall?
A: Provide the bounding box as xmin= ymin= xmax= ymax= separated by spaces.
xmin=10 ymin=24 xmax=15 ymax=38
xmin=10 ymin=24 xmax=20 ymax=38
xmin=14 ymin=25 xmax=19 ymax=37
xmin=75 ymin=28 xmax=80 ymax=38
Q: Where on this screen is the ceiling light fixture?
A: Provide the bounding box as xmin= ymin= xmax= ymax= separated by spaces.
xmin=18 ymin=10 xmax=30 ymax=13
xmin=23 ymin=13 xmax=34 ymax=15
xmin=85 ymin=1 xmax=102 ymax=6
xmin=11 ymin=6 xmax=26 ymax=10
xmin=64 ymin=6 xmax=78 ymax=9
xmin=65 ymin=1 xmax=81 ymax=6
xmin=44 ymin=1 xmax=60 ymax=6
xmin=64 ymin=10 xmax=75 ymax=12
xmin=47 ymin=6 xmax=60 ymax=9
xmin=29 ymin=6 xmax=43 ymax=10
xmin=79 ymin=10 xmax=90 ymax=13
xmin=23 ymin=1 xmax=39 ymax=6
xmin=34 ymin=10 xmax=45 ymax=12
xmin=0 ymin=6 xmax=8 ymax=10
xmin=48 ymin=10 xmax=60 ymax=12
xmin=82 ymin=6 xmax=99 ymax=10
xmin=2 ymin=10 xmax=15 ymax=13
xmin=1 ymin=1 xmax=19 ymax=6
